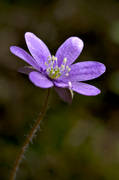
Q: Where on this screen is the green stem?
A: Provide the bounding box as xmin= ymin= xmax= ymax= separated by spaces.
xmin=10 ymin=89 xmax=50 ymax=180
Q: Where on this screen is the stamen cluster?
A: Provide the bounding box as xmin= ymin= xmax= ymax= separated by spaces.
xmin=45 ymin=56 xmax=71 ymax=79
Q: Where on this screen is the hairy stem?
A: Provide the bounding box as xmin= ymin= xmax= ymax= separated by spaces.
xmin=10 ymin=89 xmax=50 ymax=180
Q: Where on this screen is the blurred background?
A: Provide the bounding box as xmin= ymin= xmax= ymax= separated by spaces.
xmin=0 ymin=0 xmax=119 ymax=179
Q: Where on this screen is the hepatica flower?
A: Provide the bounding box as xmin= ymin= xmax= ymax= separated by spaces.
xmin=10 ymin=32 xmax=106 ymax=103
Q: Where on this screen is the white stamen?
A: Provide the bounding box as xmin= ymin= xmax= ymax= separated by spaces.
xmin=66 ymin=65 xmax=69 ymax=69
xmin=54 ymin=57 xmax=57 ymax=61
xmin=65 ymin=73 xmax=69 ymax=76
xmin=63 ymin=58 xmax=67 ymax=64
xmin=46 ymin=55 xmax=71 ymax=79
xmin=68 ymin=81 xmax=72 ymax=89
xmin=60 ymin=64 xmax=65 ymax=71
xmin=45 ymin=62 xmax=48 ymax=66
xmin=48 ymin=59 xmax=51 ymax=64
xmin=52 ymin=55 xmax=55 ymax=61
xmin=46 ymin=68 xmax=50 ymax=72
xmin=47 ymin=56 xmax=52 ymax=63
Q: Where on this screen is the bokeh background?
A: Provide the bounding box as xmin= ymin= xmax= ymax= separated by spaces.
xmin=0 ymin=0 xmax=119 ymax=179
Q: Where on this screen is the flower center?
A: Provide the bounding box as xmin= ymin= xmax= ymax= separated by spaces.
xmin=45 ymin=55 xmax=71 ymax=79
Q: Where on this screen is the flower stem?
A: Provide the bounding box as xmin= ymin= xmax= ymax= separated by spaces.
xmin=10 ymin=89 xmax=51 ymax=180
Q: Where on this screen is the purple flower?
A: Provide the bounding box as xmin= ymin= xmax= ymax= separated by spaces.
xmin=10 ymin=32 xmax=106 ymax=103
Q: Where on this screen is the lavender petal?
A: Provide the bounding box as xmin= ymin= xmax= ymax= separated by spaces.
xmin=55 ymin=37 xmax=84 ymax=66
xmin=54 ymin=87 xmax=73 ymax=103
xmin=18 ymin=66 xmax=35 ymax=75
xmin=29 ymin=71 xmax=53 ymax=88
xmin=60 ymin=61 xmax=106 ymax=82
xmin=10 ymin=46 xmax=39 ymax=69
xmin=54 ymin=81 xmax=68 ymax=88
xmin=72 ymin=82 xmax=101 ymax=96
xmin=25 ymin=32 xmax=51 ymax=70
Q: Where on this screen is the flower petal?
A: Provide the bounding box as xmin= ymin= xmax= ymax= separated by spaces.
xmin=25 ymin=32 xmax=51 ymax=70
xmin=18 ymin=66 xmax=35 ymax=74
xmin=55 ymin=37 xmax=84 ymax=66
xmin=60 ymin=61 xmax=106 ymax=82
xmin=54 ymin=87 xmax=73 ymax=103
xmin=29 ymin=71 xmax=53 ymax=88
xmin=10 ymin=46 xmax=39 ymax=69
xmin=54 ymin=81 xmax=68 ymax=88
xmin=72 ymin=82 xmax=101 ymax=96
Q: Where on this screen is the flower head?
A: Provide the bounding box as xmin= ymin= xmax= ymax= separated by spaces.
xmin=10 ymin=32 xmax=106 ymax=103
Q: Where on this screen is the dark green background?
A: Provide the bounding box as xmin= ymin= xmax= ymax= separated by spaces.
xmin=0 ymin=0 xmax=119 ymax=179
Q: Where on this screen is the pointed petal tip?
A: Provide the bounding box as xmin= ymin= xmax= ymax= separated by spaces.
xmin=91 ymin=88 xmax=101 ymax=96
xmin=25 ymin=32 xmax=37 ymax=43
xmin=10 ymin=46 xmax=16 ymax=53
xmin=95 ymin=62 xmax=106 ymax=76
xmin=25 ymin=32 xmax=33 ymax=38
xmin=101 ymin=63 xmax=106 ymax=74
xmin=97 ymin=89 xmax=101 ymax=95
xmin=25 ymin=32 xmax=33 ymax=43
xmin=90 ymin=61 xmax=106 ymax=76
xmin=67 ymin=36 xmax=84 ymax=53
xmin=10 ymin=46 xmax=22 ymax=56
xmin=71 ymin=36 xmax=84 ymax=49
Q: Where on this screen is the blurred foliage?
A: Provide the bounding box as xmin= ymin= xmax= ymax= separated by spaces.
xmin=108 ymin=71 xmax=119 ymax=95
xmin=109 ymin=21 xmax=119 ymax=44
xmin=0 ymin=0 xmax=119 ymax=179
